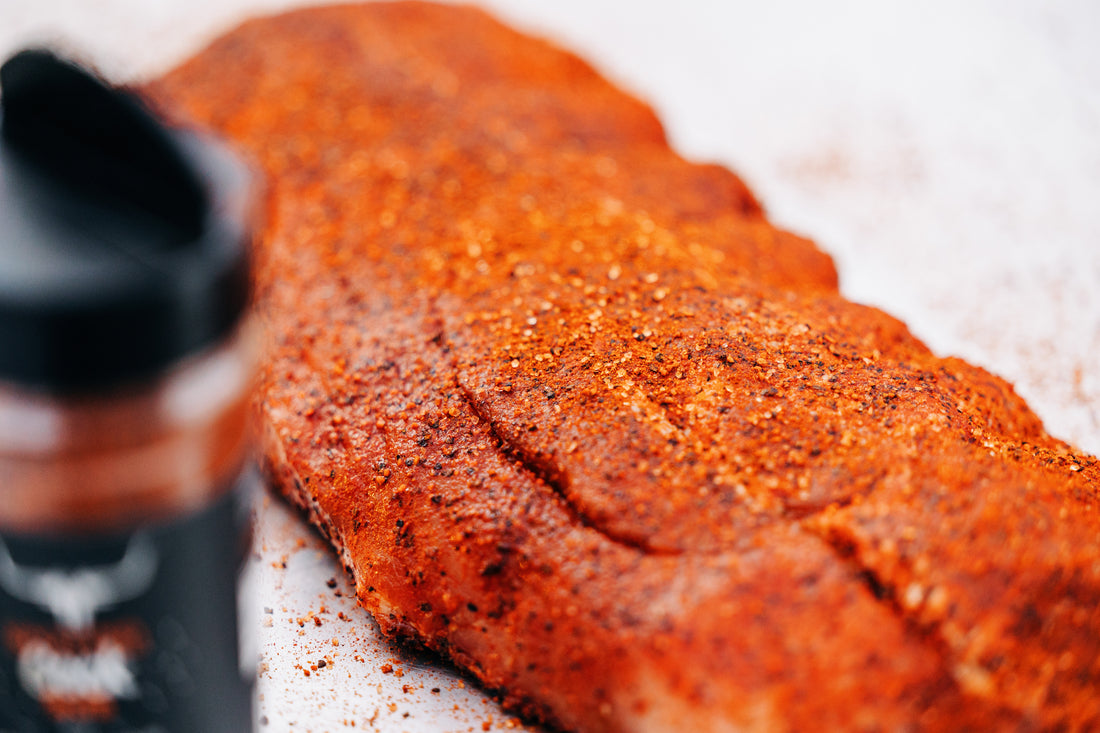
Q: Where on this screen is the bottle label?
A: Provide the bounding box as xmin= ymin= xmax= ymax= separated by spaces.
xmin=0 ymin=475 xmax=253 ymax=733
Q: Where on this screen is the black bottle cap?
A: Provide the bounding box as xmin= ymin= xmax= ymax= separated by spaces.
xmin=0 ymin=49 xmax=254 ymax=392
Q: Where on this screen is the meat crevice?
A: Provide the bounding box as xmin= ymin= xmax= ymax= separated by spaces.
xmin=452 ymin=378 xmax=683 ymax=557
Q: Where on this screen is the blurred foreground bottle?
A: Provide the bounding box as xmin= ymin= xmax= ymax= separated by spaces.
xmin=0 ymin=49 xmax=256 ymax=732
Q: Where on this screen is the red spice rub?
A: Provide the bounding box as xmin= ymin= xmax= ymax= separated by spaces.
xmin=146 ymin=3 xmax=1100 ymax=730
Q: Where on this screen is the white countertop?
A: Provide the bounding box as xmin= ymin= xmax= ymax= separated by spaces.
xmin=3 ymin=1 xmax=1098 ymax=730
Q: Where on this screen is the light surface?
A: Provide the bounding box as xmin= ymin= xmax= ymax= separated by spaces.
xmin=3 ymin=2 xmax=1098 ymax=731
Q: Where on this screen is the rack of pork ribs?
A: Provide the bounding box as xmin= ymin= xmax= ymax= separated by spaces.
xmin=146 ymin=4 xmax=1100 ymax=731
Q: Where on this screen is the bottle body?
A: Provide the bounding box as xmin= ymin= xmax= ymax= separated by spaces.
xmin=0 ymin=334 xmax=255 ymax=732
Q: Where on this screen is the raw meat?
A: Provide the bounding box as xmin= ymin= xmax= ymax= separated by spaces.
xmin=145 ymin=4 xmax=1100 ymax=730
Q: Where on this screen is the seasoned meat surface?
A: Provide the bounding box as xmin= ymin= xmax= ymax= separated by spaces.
xmin=146 ymin=3 xmax=1100 ymax=730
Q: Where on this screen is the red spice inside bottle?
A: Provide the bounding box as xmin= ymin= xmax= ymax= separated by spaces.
xmin=0 ymin=328 xmax=255 ymax=535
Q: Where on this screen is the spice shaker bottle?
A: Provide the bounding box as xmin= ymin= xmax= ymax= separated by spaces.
xmin=0 ymin=50 xmax=255 ymax=731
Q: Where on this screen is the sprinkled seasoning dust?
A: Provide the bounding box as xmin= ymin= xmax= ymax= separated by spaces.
xmin=249 ymin=493 xmax=524 ymax=731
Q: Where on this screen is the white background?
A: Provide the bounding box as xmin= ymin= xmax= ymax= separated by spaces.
xmin=3 ymin=2 xmax=1098 ymax=731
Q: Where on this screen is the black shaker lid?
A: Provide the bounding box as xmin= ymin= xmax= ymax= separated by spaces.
xmin=0 ymin=49 xmax=253 ymax=392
